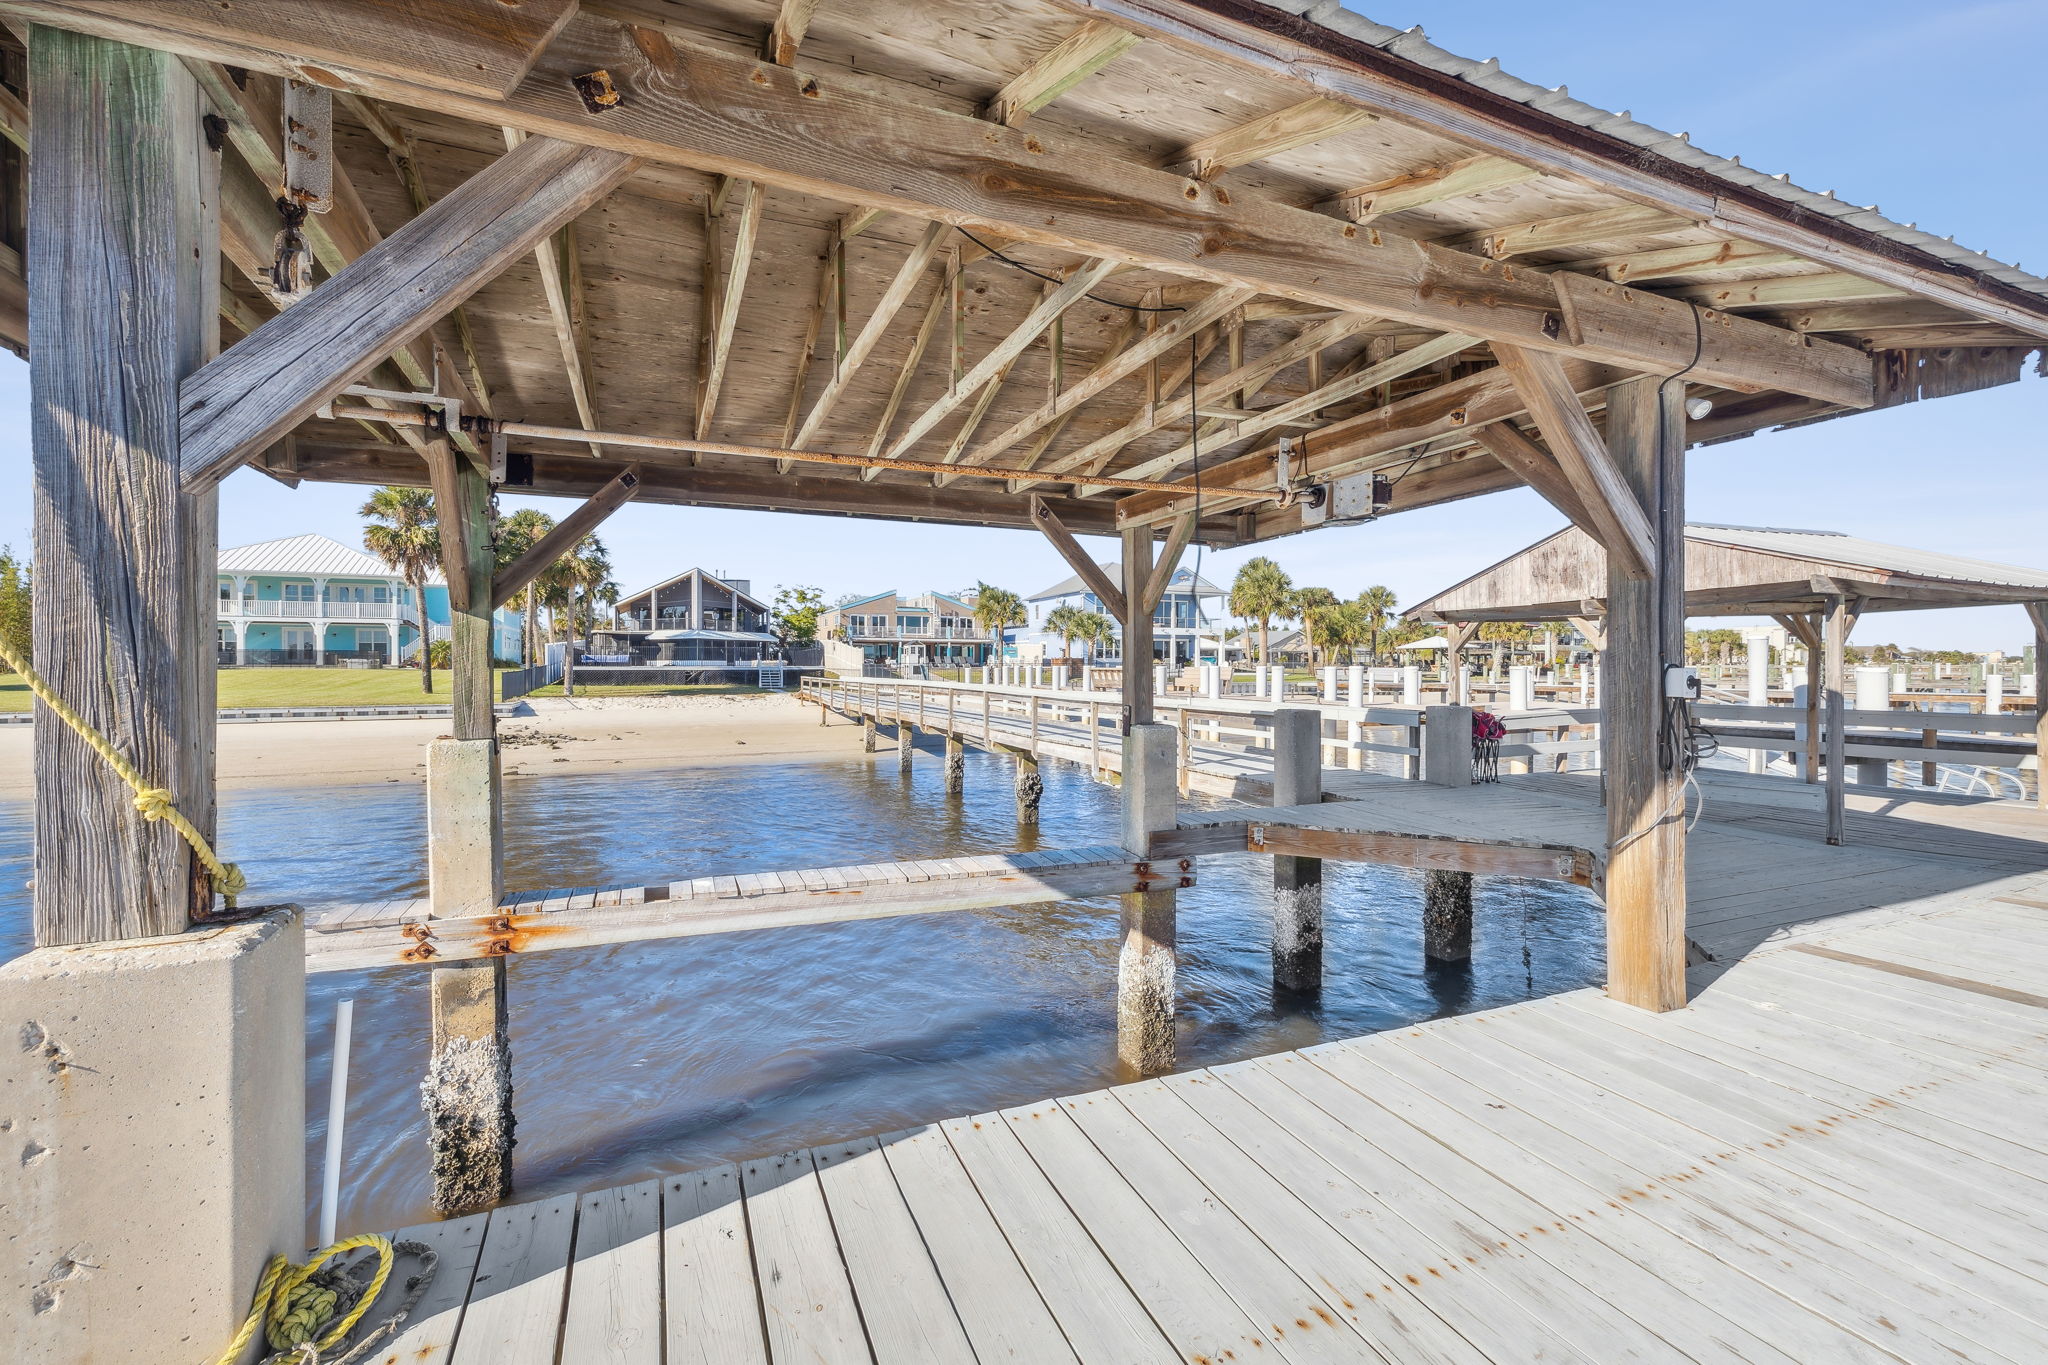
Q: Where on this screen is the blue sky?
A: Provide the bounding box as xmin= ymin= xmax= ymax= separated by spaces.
xmin=1 ymin=0 xmax=2042 ymax=648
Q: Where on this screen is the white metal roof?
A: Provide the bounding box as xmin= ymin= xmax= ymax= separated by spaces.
xmin=1685 ymin=524 xmax=2048 ymax=591
xmin=216 ymin=533 xmax=439 ymax=582
xmin=1282 ymin=1 xmax=2048 ymax=302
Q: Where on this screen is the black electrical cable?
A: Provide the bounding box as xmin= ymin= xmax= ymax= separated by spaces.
xmin=953 ymin=227 xmax=1189 ymax=314
xmin=1655 ymin=306 xmax=1708 ymax=774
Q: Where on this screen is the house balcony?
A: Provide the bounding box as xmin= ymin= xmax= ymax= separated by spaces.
xmin=220 ymin=598 xmax=401 ymax=620
xmin=845 ymin=626 xmax=984 ymax=641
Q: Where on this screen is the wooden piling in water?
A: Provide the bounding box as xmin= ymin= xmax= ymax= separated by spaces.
xmin=899 ymin=720 xmax=916 ymax=774
xmin=1269 ymin=709 xmax=1324 ymax=995
xmin=944 ymin=733 xmax=964 ymax=794
xmin=863 ymin=715 xmax=877 ymax=752
xmin=1422 ymin=869 xmax=1474 ymax=963
xmin=1014 ymin=750 xmax=1042 ymax=827
xmin=423 ymin=440 xmax=514 ymax=1215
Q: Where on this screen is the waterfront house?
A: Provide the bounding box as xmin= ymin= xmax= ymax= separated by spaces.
xmin=596 ymin=567 xmax=779 ymax=665
xmin=217 ymin=533 xmax=519 ymax=665
xmin=1025 ymin=563 xmax=1224 ymax=666
xmin=819 ymin=590 xmax=992 ymax=671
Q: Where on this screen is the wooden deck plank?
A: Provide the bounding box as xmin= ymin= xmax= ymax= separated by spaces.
xmin=662 ymin=1165 xmax=770 ymax=1365
xmin=1348 ymin=1025 xmax=2048 ymax=1359
xmin=937 ymin=1112 xmax=1180 ymax=1363
xmin=738 ymin=1151 xmax=873 ymax=1365
xmin=560 ymin=1179 xmax=663 ymax=1364
xmin=447 ymin=1192 xmax=578 ymax=1365
xmin=810 ymin=1136 xmax=978 ymax=1363
xmin=362 ymin=1212 xmax=490 ymax=1365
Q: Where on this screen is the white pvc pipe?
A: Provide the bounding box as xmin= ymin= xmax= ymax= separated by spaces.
xmin=319 ymin=998 xmax=356 ymax=1249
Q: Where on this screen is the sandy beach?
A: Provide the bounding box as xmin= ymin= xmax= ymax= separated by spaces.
xmin=0 ymin=692 xmax=874 ymax=799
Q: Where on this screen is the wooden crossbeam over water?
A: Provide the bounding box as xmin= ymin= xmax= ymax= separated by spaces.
xmin=303 ymin=846 xmax=1185 ymax=972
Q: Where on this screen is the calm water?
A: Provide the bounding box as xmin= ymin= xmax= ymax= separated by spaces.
xmin=0 ymin=743 xmax=1604 ymax=1237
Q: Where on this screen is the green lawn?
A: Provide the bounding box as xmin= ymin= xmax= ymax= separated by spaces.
xmin=524 ymin=682 xmax=766 ymax=698
xmin=1 ymin=666 xmax=512 ymax=713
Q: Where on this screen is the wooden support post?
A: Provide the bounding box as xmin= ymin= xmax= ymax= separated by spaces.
xmin=424 ymin=439 xmax=512 ymax=1216
xmin=1824 ymin=595 xmax=1850 ymax=845
xmin=2031 ymin=603 xmax=2047 ymax=810
xmin=1014 ymin=750 xmax=1042 ymax=827
xmin=863 ymin=715 xmax=877 ymax=752
xmin=1121 ymin=525 xmax=1155 ymax=730
xmin=899 ymin=721 xmax=915 ymax=775
xmin=26 ymin=27 xmax=220 ymax=945
xmin=1118 ymin=723 xmax=1178 ymax=1075
xmin=1601 ymin=377 xmax=1687 ymax=1012
xmin=944 ymin=732 xmax=965 ymax=795
xmin=1270 ymin=708 xmax=1323 ymax=996
xmin=1422 ymin=869 xmax=1474 ymax=963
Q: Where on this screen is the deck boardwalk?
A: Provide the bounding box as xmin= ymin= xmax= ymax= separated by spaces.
xmin=364 ymin=895 xmax=2048 ymax=1362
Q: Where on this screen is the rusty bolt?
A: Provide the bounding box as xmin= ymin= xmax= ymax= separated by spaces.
xmin=1179 ymin=876 xmax=1195 ymax=889
xmin=1135 ymin=879 xmax=1151 ymax=893
xmin=401 ymin=923 xmax=434 ymax=942
xmin=1541 ymin=311 xmax=1563 ymax=339
xmin=401 ymin=942 xmax=437 ymax=962
xmin=487 ymin=917 xmax=513 ymax=934
xmin=572 ymin=69 xmax=622 ymax=114
xmin=1134 ymin=861 xmax=1152 ymax=877
xmin=1178 ymin=858 xmax=1192 ymax=872
xmin=481 ymin=939 xmax=513 ymax=957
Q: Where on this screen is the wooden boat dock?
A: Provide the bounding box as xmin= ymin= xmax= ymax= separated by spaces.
xmin=365 ymin=886 xmax=2048 ymax=1364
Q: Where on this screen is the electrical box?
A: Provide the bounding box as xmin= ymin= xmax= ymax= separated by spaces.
xmin=1298 ymin=472 xmax=1392 ymax=526
xmin=1663 ymin=664 xmax=1701 ymax=700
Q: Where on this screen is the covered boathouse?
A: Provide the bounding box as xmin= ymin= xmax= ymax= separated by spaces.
xmin=3 ymin=0 xmax=2048 ymax=1361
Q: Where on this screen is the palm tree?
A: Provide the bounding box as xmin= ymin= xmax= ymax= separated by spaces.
xmin=970 ymin=582 xmax=1027 ymax=671
xmin=495 ymin=507 xmax=556 ymax=666
xmin=1044 ymin=602 xmax=1089 ymax=662
xmin=1288 ymin=586 xmax=1339 ymax=667
xmin=1074 ymin=609 xmax=1117 ymax=661
xmin=559 ymin=536 xmax=612 ymax=696
xmin=1355 ymin=584 xmax=1397 ymax=665
xmin=1228 ymin=556 xmax=1293 ymax=666
xmin=361 ymin=486 xmax=441 ymax=693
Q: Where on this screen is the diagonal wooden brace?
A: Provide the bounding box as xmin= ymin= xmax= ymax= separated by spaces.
xmin=1031 ymin=495 xmax=1126 ymax=621
xmin=179 ymin=134 xmax=639 ymax=492
xmin=491 ymin=465 xmax=643 ymax=612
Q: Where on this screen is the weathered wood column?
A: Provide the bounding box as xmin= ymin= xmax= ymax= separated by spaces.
xmin=1269 ymin=708 xmax=1323 ymax=994
xmin=1603 ymin=378 xmax=1687 ymax=1012
xmin=899 ymin=721 xmax=916 ymax=774
xmin=4 ymin=29 xmax=301 ymax=1359
xmin=1422 ymin=870 xmax=1474 ymax=963
xmin=2032 ymin=604 xmax=2048 ymax=810
xmin=1120 ymin=527 xmax=1155 ymax=729
xmin=1823 ymin=594 xmax=1850 ymax=846
xmin=423 ymin=442 xmax=513 ymax=1214
xmin=863 ymin=715 xmax=877 ymax=752
xmin=1117 ymin=722 xmax=1178 ymax=1074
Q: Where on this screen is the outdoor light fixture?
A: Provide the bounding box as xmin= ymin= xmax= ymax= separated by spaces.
xmin=1685 ymin=397 xmax=1715 ymax=420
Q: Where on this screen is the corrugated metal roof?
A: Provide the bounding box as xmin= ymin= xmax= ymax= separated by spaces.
xmin=1030 ymin=563 xmax=1225 ymax=601
xmin=1685 ymin=524 xmax=2048 ymax=589
xmin=217 ymin=533 xmax=440 ymax=582
xmin=1267 ymin=0 xmax=2048 ymax=303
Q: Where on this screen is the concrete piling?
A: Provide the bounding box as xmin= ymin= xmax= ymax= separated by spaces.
xmin=1117 ymin=724 xmax=1179 ymax=1075
xmin=1269 ymin=709 xmax=1324 ymax=995
xmin=1423 ymin=869 xmax=1475 ymax=963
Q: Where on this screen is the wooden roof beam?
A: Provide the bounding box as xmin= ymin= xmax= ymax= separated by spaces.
xmin=1439 ymin=204 xmax=1695 ymax=260
xmin=984 ymin=20 xmax=1141 ymax=125
xmin=1165 ymin=97 xmax=1376 ymax=181
xmin=1116 ymin=353 xmax=1628 ymax=528
xmin=1317 ymin=153 xmax=1540 ymax=222
xmin=1096 ymin=329 xmax=1478 ymax=493
xmin=763 ymin=0 xmax=819 ymax=66
xmin=957 ymin=282 xmax=1257 ymax=470
xmin=1561 ymin=240 xmax=1803 ymax=285
xmin=1491 ymin=342 xmax=1655 ymax=579
xmin=697 ymin=176 xmax=764 ymax=439
xmin=1662 ymin=273 xmax=1912 ymax=311
xmin=793 ymin=219 xmax=950 ymax=449
xmin=180 ymin=135 xmax=639 ymax=491
xmin=1468 ymin=422 xmax=1595 ymax=534
xmin=879 ymin=257 xmax=1118 ymax=464
xmin=504 ymin=126 xmax=606 ymax=454
xmin=24 ymin=11 xmax=1875 ymax=406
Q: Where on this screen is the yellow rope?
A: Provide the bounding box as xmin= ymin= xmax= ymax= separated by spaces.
xmin=0 ymin=639 xmax=244 ymax=908
xmin=211 ymin=1233 xmax=396 ymax=1365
